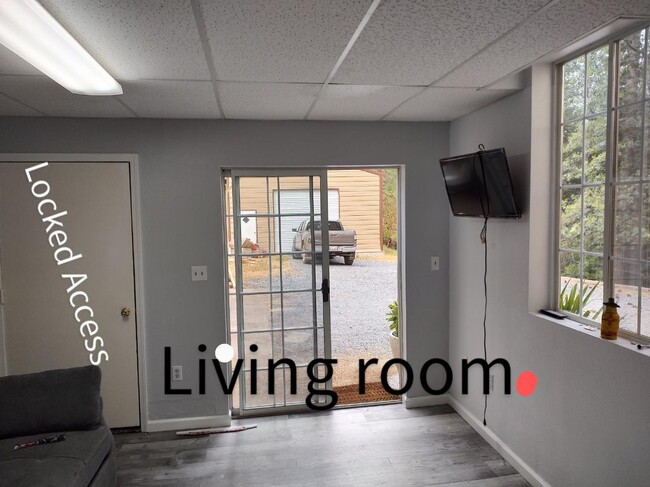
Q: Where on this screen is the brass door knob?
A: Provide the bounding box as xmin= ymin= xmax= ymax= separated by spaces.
xmin=121 ymin=307 xmax=132 ymax=318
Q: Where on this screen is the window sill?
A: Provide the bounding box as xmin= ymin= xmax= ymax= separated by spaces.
xmin=531 ymin=312 xmax=650 ymax=359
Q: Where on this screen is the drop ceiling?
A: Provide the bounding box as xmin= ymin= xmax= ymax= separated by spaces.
xmin=0 ymin=0 xmax=648 ymax=121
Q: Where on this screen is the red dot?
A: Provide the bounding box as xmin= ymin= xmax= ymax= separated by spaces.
xmin=516 ymin=371 xmax=537 ymax=396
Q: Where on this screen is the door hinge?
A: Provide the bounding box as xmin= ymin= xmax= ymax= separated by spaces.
xmin=322 ymin=278 xmax=329 ymax=303
xmin=0 ymin=288 xmax=4 ymax=305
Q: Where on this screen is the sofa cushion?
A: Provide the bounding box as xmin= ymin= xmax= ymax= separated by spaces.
xmin=88 ymin=451 xmax=116 ymax=487
xmin=0 ymin=425 xmax=113 ymax=487
xmin=0 ymin=365 xmax=102 ymax=439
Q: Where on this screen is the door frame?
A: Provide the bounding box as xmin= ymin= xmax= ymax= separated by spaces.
xmin=0 ymin=153 xmax=149 ymax=431
xmin=220 ymin=165 xmax=406 ymax=413
xmin=0 ymin=247 xmax=7 ymax=376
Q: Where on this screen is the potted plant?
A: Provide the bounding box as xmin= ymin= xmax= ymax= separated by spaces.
xmin=387 ymin=300 xmax=400 ymax=358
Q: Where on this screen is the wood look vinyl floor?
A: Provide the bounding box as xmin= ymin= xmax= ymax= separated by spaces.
xmin=115 ymin=404 xmax=531 ymax=487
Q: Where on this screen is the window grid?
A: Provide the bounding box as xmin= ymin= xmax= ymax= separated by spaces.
xmin=611 ymin=28 xmax=648 ymax=336
xmin=558 ymin=26 xmax=650 ymax=340
xmin=559 ymin=49 xmax=607 ymax=319
xmin=563 ymin=109 xmax=608 ymax=126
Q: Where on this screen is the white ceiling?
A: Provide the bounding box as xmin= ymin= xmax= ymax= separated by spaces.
xmin=0 ymin=0 xmax=648 ymax=121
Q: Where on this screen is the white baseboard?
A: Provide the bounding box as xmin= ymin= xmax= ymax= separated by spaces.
xmin=145 ymin=414 xmax=231 ymax=433
xmin=448 ymin=397 xmax=549 ymax=487
xmin=404 ymin=394 xmax=450 ymax=409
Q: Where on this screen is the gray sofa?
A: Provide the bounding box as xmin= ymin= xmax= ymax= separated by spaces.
xmin=0 ymin=365 xmax=116 ymax=487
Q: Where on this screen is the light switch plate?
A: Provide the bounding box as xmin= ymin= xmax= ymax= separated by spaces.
xmin=431 ymin=256 xmax=440 ymax=271
xmin=191 ymin=265 xmax=207 ymax=281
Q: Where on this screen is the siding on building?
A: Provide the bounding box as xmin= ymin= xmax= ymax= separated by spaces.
xmin=329 ymin=170 xmax=382 ymax=253
xmin=226 ymin=169 xmax=382 ymax=253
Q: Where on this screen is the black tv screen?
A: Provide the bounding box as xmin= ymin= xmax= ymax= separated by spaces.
xmin=439 ymin=148 xmax=521 ymax=219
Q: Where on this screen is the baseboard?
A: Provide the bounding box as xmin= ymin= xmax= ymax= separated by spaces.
xmin=404 ymin=394 xmax=450 ymax=409
xmin=145 ymin=414 xmax=231 ymax=433
xmin=448 ymin=397 xmax=549 ymax=487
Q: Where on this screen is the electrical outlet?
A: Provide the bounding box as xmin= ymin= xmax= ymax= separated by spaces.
xmin=431 ymin=256 xmax=440 ymax=271
xmin=489 ymin=374 xmax=495 ymax=392
xmin=172 ymin=366 xmax=182 ymax=381
xmin=191 ymin=266 xmax=207 ymax=281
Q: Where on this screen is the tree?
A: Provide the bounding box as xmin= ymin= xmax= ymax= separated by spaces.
xmin=560 ymin=47 xmax=609 ymax=281
xmin=560 ymin=28 xmax=650 ymax=288
xmin=379 ymin=169 xmax=398 ymax=249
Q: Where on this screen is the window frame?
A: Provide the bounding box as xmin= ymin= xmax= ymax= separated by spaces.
xmin=555 ymin=24 xmax=650 ymax=342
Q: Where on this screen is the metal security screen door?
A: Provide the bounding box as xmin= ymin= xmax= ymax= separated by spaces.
xmin=229 ymin=169 xmax=331 ymax=413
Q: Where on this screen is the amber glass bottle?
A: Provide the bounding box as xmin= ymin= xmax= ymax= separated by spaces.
xmin=600 ymin=298 xmax=620 ymax=340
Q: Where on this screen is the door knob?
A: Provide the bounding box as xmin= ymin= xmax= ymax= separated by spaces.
xmin=121 ymin=307 xmax=132 ymax=318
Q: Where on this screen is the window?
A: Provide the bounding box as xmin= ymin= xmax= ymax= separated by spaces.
xmin=327 ymin=221 xmax=342 ymax=231
xmin=559 ymin=25 xmax=650 ymax=339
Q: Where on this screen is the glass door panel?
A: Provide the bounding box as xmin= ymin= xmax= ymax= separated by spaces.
xmin=231 ymin=170 xmax=330 ymax=412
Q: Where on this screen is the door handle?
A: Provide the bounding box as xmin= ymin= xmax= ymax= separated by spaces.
xmin=121 ymin=307 xmax=132 ymax=318
xmin=322 ymin=279 xmax=329 ymax=303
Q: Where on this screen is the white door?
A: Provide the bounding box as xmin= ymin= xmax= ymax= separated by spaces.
xmin=240 ymin=210 xmax=257 ymax=243
xmin=0 ymin=162 xmax=140 ymax=428
xmin=274 ymin=189 xmax=339 ymax=252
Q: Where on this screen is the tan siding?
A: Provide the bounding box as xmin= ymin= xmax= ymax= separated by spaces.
xmin=330 ymin=170 xmax=382 ymax=252
xmin=227 ymin=170 xmax=382 ymax=253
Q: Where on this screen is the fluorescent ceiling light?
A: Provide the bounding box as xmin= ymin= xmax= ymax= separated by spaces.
xmin=0 ymin=0 xmax=122 ymax=95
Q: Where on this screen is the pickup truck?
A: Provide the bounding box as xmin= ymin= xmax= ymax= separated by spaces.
xmin=292 ymin=219 xmax=357 ymax=265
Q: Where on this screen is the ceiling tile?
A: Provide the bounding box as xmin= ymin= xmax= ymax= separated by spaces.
xmin=0 ymin=45 xmax=42 ymax=76
xmin=437 ymin=0 xmax=650 ymax=88
xmin=38 ymin=0 xmax=210 ymax=80
xmin=0 ymin=92 xmax=43 ymax=116
xmin=119 ymin=80 xmax=220 ymax=118
xmin=309 ymin=84 xmax=421 ymax=120
xmin=385 ymin=87 xmax=516 ymax=121
xmin=334 ymin=0 xmax=549 ymax=86
xmin=0 ymin=76 xmax=134 ymax=118
xmin=219 ymin=82 xmax=319 ymax=119
xmin=199 ymin=0 xmax=373 ymax=83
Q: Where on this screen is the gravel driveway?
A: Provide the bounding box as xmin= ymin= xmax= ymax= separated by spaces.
xmin=328 ymin=257 xmax=397 ymax=359
xmin=285 ymin=255 xmax=398 ymax=386
xmin=253 ymin=256 xmax=397 ymax=356
xmin=233 ymin=254 xmax=399 ymax=387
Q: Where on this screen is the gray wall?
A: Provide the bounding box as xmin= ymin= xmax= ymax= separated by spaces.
xmin=449 ymin=70 xmax=650 ymax=486
xmin=0 ymin=118 xmax=450 ymax=420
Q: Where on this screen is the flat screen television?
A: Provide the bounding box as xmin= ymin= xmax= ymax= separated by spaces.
xmin=439 ymin=148 xmax=521 ymax=219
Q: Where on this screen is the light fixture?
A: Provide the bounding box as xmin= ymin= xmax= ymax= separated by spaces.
xmin=0 ymin=0 xmax=122 ymax=96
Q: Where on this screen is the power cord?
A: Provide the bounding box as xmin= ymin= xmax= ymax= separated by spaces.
xmin=481 ymin=216 xmax=488 ymax=426
xmin=476 ymin=143 xmax=489 ymax=427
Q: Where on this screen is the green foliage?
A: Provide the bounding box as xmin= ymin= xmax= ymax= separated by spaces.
xmin=380 ymin=169 xmax=398 ymax=250
xmin=560 ymin=33 xmax=650 ymax=286
xmin=559 ymin=281 xmax=603 ymax=319
xmin=559 ymin=28 xmax=650 ymax=327
xmin=560 ymin=48 xmax=608 ymax=264
xmin=386 ymin=300 xmax=399 ymax=337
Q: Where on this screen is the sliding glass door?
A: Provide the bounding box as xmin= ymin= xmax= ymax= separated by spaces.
xmin=229 ymin=169 xmax=331 ymax=413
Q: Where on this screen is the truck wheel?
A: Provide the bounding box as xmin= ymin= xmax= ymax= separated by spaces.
xmin=291 ymin=246 xmax=301 ymax=259
xmin=344 ymin=255 xmax=355 ymax=266
xmin=302 ymin=253 xmax=312 ymax=264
